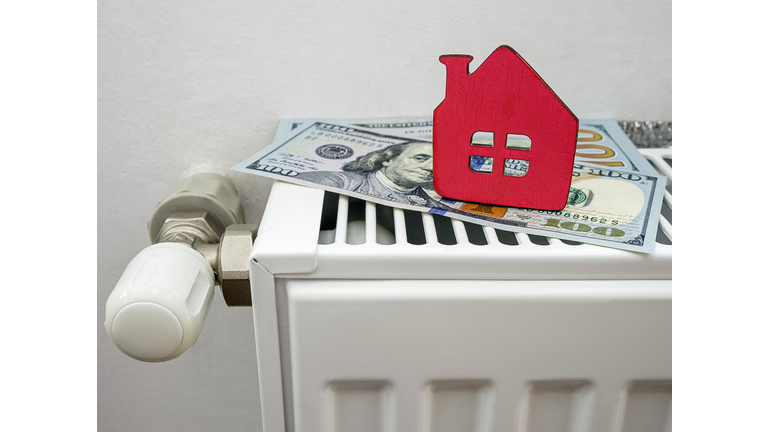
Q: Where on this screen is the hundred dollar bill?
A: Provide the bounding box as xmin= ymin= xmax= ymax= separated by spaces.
xmin=274 ymin=117 xmax=659 ymax=175
xmin=234 ymin=121 xmax=666 ymax=253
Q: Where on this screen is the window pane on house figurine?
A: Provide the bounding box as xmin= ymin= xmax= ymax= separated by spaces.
xmin=503 ymin=159 xmax=529 ymax=177
xmin=470 ymin=131 xmax=494 ymax=147
xmin=506 ymin=133 xmax=532 ymax=150
xmin=469 ymin=156 xmax=494 ymax=173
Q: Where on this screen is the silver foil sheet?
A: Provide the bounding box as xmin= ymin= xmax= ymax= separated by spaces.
xmin=619 ymin=120 xmax=672 ymax=148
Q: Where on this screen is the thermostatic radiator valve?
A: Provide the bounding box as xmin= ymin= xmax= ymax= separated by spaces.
xmin=105 ymin=173 xmax=257 ymax=362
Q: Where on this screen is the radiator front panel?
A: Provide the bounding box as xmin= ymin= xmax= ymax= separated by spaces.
xmin=284 ymin=279 xmax=671 ymax=432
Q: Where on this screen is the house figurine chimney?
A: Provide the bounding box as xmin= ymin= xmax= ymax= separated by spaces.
xmin=439 ymin=55 xmax=473 ymax=99
xmin=433 ymin=45 xmax=579 ymax=211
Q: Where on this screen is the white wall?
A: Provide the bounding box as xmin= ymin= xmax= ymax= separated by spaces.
xmin=98 ymin=0 xmax=670 ymax=430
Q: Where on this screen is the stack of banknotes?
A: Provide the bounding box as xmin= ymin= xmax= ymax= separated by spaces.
xmin=233 ymin=117 xmax=667 ymax=253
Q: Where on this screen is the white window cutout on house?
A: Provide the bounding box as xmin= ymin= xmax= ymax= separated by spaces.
xmin=469 ymin=156 xmax=493 ymax=173
xmin=470 ymin=131 xmax=494 ymax=147
xmin=506 ymin=133 xmax=531 ymax=150
xmin=504 ymin=159 xmax=529 ymax=177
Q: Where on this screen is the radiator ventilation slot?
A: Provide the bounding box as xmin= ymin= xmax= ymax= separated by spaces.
xmin=423 ymin=380 xmax=493 ymax=432
xmin=519 ymin=381 xmax=593 ymax=432
xmin=324 ymin=381 xmax=394 ymax=432
xmin=615 ymin=381 xmax=672 ymax=432
xmin=317 ymin=153 xmax=672 ymax=248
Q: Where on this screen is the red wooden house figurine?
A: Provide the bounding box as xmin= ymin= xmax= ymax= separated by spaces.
xmin=433 ymin=45 xmax=579 ymax=211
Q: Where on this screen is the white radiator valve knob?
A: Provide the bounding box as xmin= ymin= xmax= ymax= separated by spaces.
xmin=105 ymin=242 xmax=215 ymax=362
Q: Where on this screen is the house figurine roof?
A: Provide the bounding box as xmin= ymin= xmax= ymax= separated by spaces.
xmin=433 ymin=45 xmax=578 ymax=211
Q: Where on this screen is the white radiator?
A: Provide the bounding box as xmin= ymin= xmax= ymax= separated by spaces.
xmin=249 ymin=148 xmax=672 ymax=432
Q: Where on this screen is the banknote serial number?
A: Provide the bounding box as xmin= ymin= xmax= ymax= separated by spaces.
xmin=526 ymin=209 xmax=619 ymax=225
xmin=306 ymin=131 xmax=383 ymax=147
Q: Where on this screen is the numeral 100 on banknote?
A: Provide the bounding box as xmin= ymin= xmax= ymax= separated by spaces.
xmin=542 ymin=218 xmax=625 ymax=237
